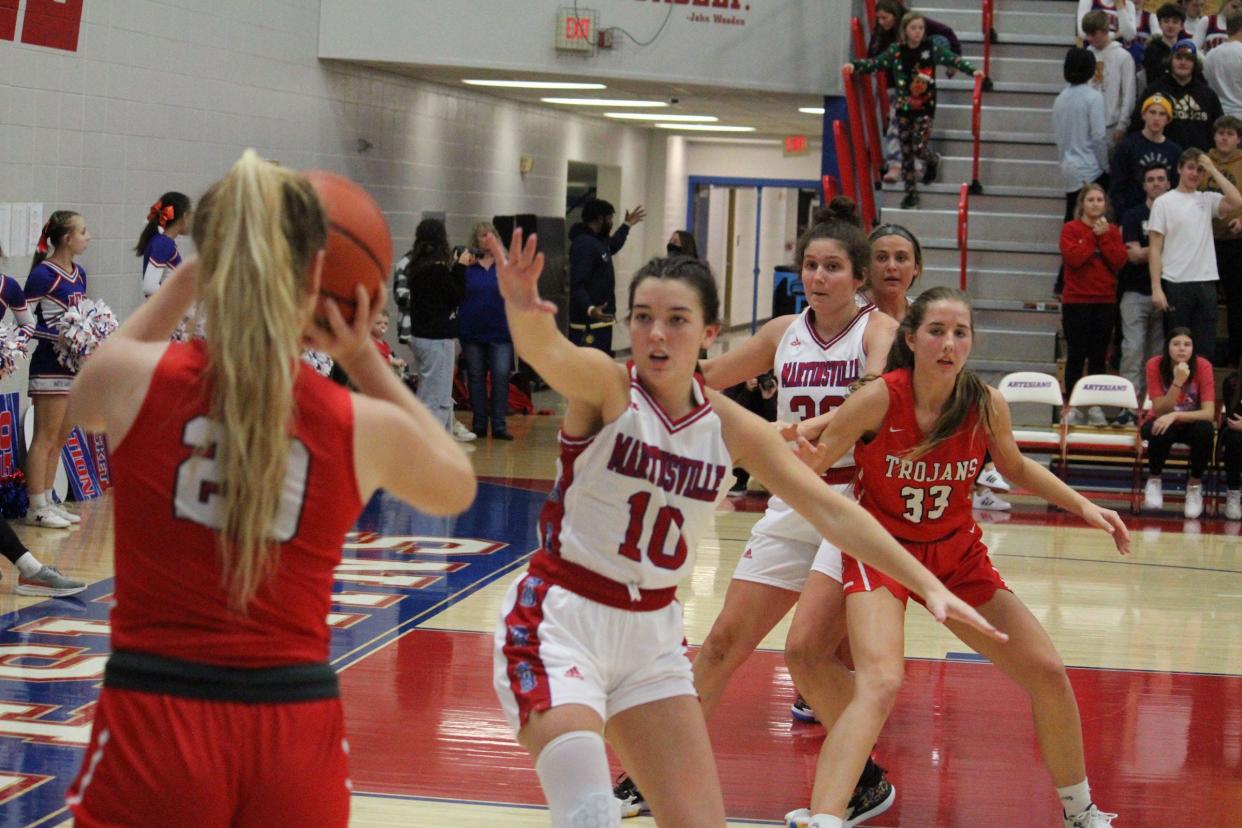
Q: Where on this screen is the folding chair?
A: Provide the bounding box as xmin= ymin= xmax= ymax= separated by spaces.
xmin=1059 ymin=375 xmax=1140 ymax=509
xmin=997 ymin=372 xmax=1063 ymax=469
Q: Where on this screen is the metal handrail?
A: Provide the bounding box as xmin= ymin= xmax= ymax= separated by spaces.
xmin=840 ymin=66 xmax=878 ymax=230
xmin=982 ymin=0 xmax=996 ymax=79
xmin=970 ymin=73 xmax=984 ymax=195
xmin=851 ymin=17 xmax=884 ymax=178
xmin=957 ymin=182 xmax=970 ymax=291
xmin=832 ymin=120 xmax=856 ymax=209
xmin=822 ymin=175 xmax=839 ymax=203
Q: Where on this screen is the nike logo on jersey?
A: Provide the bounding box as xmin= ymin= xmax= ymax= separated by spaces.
xmin=889 ymin=427 xmax=903 ymax=433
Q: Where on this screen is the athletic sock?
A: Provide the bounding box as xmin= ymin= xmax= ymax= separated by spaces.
xmin=1057 ymin=778 xmax=1092 ymax=816
xmin=29 ymin=493 xmax=47 ymax=509
xmin=14 ymin=553 xmax=42 ymax=578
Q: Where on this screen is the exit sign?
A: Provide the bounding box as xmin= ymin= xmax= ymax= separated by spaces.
xmin=784 ymin=135 xmax=810 ymax=156
xmin=556 ymin=7 xmax=597 ymax=52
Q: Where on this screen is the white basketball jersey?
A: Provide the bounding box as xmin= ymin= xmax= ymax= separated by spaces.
xmin=539 ymin=364 xmax=732 ymax=591
xmin=753 ymin=306 xmax=872 ymax=542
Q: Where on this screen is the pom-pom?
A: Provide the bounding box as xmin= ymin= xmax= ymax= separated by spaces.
xmin=301 ymin=350 xmax=334 ymax=377
xmin=0 ymin=323 xmax=32 ymax=381
xmin=0 ymin=470 xmax=29 ymax=519
xmin=53 ymin=299 xmax=118 ymax=373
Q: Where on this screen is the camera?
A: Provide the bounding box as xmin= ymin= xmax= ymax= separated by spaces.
xmin=757 ymin=373 xmax=777 ymax=393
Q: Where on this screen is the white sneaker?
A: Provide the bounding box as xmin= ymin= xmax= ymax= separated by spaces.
xmin=1087 ymin=406 xmax=1108 ymax=427
xmin=977 ymin=467 xmax=1010 ymax=491
xmin=1064 ymin=804 xmax=1118 ymax=828
xmin=452 ymin=420 xmax=477 ymax=442
xmin=23 ymin=507 xmax=71 ymax=529
xmin=785 ymin=808 xmax=812 ymax=828
xmin=1226 ymin=490 xmax=1242 ymax=521
xmin=1143 ymin=477 xmax=1163 ymax=511
xmin=973 ymin=490 xmax=1012 ymax=511
xmin=1062 ymin=407 xmax=1083 ymax=426
xmin=1184 ymin=483 xmax=1204 ymax=519
xmin=49 ymin=503 xmax=80 ymax=524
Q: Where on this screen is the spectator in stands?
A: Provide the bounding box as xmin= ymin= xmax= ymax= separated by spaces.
xmin=1061 ymin=183 xmax=1128 ymax=426
xmin=1078 ymin=0 xmax=1137 ymax=41
xmin=1143 ymin=4 xmax=1190 ymax=84
xmin=1055 ymin=48 xmax=1110 ymax=222
xmin=1084 ymin=10 xmax=1138 ymax=144
xmin=666 ymin=230 xmax=700 ymax=259
xmin=1193 ymin=0 xmax=1240 ymax=53
xmin=868 ymin=1 xmax=963 ymax=184
xmin=1110 ymin=93 xmax=1183 ymax=219
xmin=1150 ymin=148 xmax=1242 ymax=363
xmin=568 ymin=198 xmax=644 ymax=355
xmin=1130 ymin=39 xmax=1223 ymax=151
xmin=1141 ymin=327 xmax=1215 ymax=518
xmin=1116 ymin=162 xmax=1173 ymax=428
xmin=1217 ymin=361 xmax=1242 ymax=519
xmin=1201 ymin=115 xmax=1242 ymax=361
xmin=398 ymin=218 xmax=466 ymax=437
xmin=1180 ymin=0 xmax=1206 ymax=37
xmin=459 ymin=222 xmax=515 ymax=441
xmin=846 ymin=12 xmax=982 ymax=209
xmin=1204 ymin=9 xmax=1242 ymax=117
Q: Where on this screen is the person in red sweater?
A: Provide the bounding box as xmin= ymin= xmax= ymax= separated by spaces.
xmin=1060 ymin=183 xmax=1128 ymax=425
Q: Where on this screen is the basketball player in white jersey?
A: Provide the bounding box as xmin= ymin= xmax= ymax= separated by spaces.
xmin=487 ymin=231 xmax=1003 ymax=828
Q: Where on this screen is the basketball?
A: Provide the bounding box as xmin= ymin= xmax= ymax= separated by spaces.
xmin=303 ymin=170 xmax=392 ymax=325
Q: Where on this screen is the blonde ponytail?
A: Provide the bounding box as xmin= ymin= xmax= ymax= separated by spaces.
xmin=191 ymin=150 xmax=326 ymax=610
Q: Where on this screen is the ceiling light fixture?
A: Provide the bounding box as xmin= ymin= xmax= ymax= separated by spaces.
xmin=604 ymin=112 xmax=718 ymax=122
xmin=653 ymin=123 xmax=756 ymax=132
xmin=463 ymin=80 xmax=607 ymax=90
xmin=798 ymin=107 xmax=826 ymax=115
xmin=541 ymin=97 xmax=669 ymax=107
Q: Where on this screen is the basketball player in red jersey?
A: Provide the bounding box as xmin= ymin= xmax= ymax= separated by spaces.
xmin=789 ymin=286 xmax=1129 ymax=828
xmin=62 ymin=151 xmax=476 ymax=826
xmin=487 ymin=231 xmax=1003 ymax=828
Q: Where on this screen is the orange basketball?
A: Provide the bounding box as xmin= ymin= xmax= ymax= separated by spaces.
xmin=303 ymin=170 xmax=392 ymax=325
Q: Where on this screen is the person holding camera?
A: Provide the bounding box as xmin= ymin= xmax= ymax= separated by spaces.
xmin=568 ymin=198 xmax=645 ymax=355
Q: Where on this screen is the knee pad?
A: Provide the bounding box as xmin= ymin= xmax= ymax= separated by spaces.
xmin=535 ymin=731 xmax=620 ymax=828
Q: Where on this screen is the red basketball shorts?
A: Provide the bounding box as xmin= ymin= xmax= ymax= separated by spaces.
xmin=841 ymin=526 xmax=1010 ymax=608
xmin=67 ymin=687 xmax=351 ymax=827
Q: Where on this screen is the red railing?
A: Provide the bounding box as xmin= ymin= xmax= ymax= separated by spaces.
xmin=970 ymin=73 xmax=984 ymax=195
xmin=864 ymin=0 xmax=876 ymax=27
xmin=841 ymin=65 xmax=878 ymax=230
xmin=832 ymin=120 xmax=856 ymax=211
xmin=957 ymin=182 xmax=969 ymax=291
xmin=851 ymin=18 xmax=884 ymax=178
xmin=822 ymin=175 xmax=838 ymax=203
xmin=982 ymin=0 xmax=996 ymax=79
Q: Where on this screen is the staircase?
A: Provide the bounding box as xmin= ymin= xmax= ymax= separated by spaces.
xmin=875 ymin=0 xmax=1080 ymax=383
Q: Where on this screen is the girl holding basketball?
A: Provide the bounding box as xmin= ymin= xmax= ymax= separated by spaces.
xmin=486 ymin=230 xmax=1004 ymax=828
xmin=23 ymin=210 xmax=90 ymax=529
xmin=64 ymin=151 xmax=475 ymax=826
xmin=790 ymin=286 xmax=1128 ymax=828
xmin=136 ymin=192 xmax=192 ymax=298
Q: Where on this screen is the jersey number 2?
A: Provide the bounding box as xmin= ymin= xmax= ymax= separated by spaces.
xmin=900 ymin=485 xmax=950 ymax=523
xmin=618 ymin=492 xmax=687 ymax=570
xmin=173 ymin=416 xmax=310 ymax=541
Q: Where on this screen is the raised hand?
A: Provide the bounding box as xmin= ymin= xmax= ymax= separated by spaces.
xmin=486 ymin=229 xmax=557 ymax=315
xmin=624 ymin=205 xmax=646 ymax=226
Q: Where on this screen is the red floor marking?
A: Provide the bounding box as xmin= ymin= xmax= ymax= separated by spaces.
xmin=342 ymin=630 xmax=1242 ymax=826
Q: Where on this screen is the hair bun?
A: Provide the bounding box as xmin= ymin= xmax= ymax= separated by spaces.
xmin=812 ymin=197 xmax=863 ymax=229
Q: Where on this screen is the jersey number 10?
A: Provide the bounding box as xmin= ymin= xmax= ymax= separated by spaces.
xmin=618 ymin=492 xmax=687 ymax=570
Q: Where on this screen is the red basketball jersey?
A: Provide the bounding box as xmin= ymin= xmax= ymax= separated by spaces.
xmin=854 ymin=368 xmax=987 ymax=543
xmin=109 ymin=340 xmax=362 ymax=667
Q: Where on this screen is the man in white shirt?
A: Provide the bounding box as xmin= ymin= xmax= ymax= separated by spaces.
xmin=1084 ymin=10 xmax=1137 ymax=143
xmin=1205 ymin=10 xmax=1242 ymax=117
xmin=1150 ymin=148 xmax=1242 ymax=361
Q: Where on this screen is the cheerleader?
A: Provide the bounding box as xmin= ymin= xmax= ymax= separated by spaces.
xmin=23 ymin=211 xmax=89 ymax=529
xmin=137 ymin=192 xmax=192 ymax=298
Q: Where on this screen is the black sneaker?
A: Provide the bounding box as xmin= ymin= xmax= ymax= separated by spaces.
xmin=846 ymin=770 xmax=896 ymax=827
xmin=922 ymin=153 xmax=940 ymax=184
xmin=614 ymin=773 xmax=646 ymax=819
xmin=790 ymin=693 xmax=819 ymax=723
xmin=900 ymin=191 xmax=919 ymax=209
xmin=1111 ymin=410 xmax=1137 ymax=428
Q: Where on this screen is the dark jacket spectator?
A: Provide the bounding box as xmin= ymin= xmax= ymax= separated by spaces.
xmin=1129 ymin=41 xmax=1224 ymax=150
xmin=568 ymin=198 xmax=644 ymax=355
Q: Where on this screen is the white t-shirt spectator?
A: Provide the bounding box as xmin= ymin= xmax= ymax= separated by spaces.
xmin=1205 ymin=40 xmax=1242 ymax=118
xmin=1148 ymin=189 xmax=1225 ymax=283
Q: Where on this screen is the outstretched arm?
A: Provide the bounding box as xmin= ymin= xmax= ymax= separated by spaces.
xmin=985 ymin=388 xmax=1131 ymax=554
xmin=714 ymin=389 xmax=1006 ymax=641
xmin=486 ymin=230 xmax=628 ymax=414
